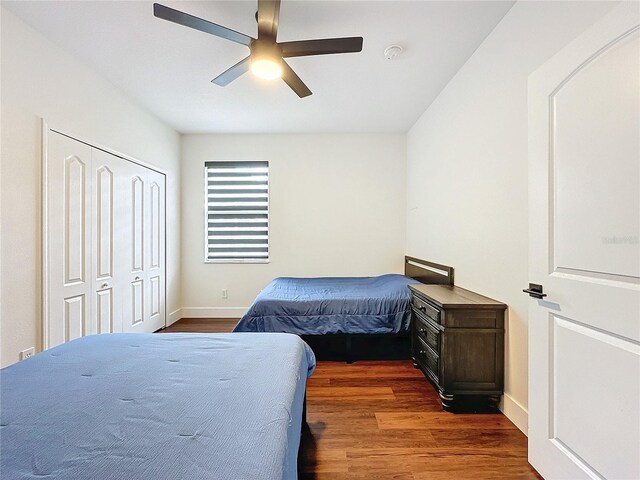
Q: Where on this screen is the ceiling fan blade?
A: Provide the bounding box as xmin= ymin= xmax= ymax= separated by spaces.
xmin=257 ymin=0 xmax=281 ymax=40
xmin=280 ymin=37 xmax=363 ymax=58
xmin=281 ymin=61 xmax=312 ymax=98
xmin=211 ymin=57 xmax=251 ymax=86
xmin=153 ymin=3 xmax=253 ymax=46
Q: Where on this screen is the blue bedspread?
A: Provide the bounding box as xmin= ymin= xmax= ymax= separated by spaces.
xmin=233 ymin=274 xmax=419 ymax=335
xmin=0 ymin=333 xmax=315 ymax=480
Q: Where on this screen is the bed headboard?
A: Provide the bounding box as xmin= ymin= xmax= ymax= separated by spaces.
xmin=404 ymin=256 xmax=454 ymax=285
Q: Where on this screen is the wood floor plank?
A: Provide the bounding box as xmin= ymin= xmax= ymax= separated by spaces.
xmin=160 ymin=320 xmax=541 ymax=479
xmin=307 ymin=386 xmax=396 ymax=401
xmin=429 ymin=428 xmax=529 ymax=449
xmin=376 ymin=411 xmax=517 ymax=430
xmin=160 ymin=318 xmax=239 ymax=333
xmin=298 ymin=446 xmax=348 ymax=474
xmin=300 ymin=472 xmax=416 ymax=480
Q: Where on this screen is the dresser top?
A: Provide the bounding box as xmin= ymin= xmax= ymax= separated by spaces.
xmin=409 ymin=284 xmax=506 ymax=309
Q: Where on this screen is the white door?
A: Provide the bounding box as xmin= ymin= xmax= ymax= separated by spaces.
xmin=121 ymin=162 xmax=166 ymax=333
xmin=146 ymin=169 xmax=166 ymax=332
xmin=45 ymin=130 xmax=167 ymax=346
xmin=528 ymin=3 xmax=640 ymax=479
xmin=91 ymin=148 xmax=131 ymax=335
xmin=46 ymin=132 xmax=93 ymax=347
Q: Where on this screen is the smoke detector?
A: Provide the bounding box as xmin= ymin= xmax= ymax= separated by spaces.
xmin=384 ymin=45 xmax=403 ymax=60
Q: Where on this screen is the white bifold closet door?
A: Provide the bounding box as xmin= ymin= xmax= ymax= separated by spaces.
xmin=46 ymin=131 xmax=165 ymax=349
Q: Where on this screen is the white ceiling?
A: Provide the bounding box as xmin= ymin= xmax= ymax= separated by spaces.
xmin=4 ymin=0 xmax=514 ymax=133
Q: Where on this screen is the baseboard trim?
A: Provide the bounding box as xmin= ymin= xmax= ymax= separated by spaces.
xmin=500 ymin=393 xmax=528 ymax=436
xmin=179 ymin=307 xmax=247 ymax=319
xmin=167 ymin=309 xmax=182 ymax=327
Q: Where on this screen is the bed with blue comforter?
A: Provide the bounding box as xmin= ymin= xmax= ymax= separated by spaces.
xmin=233 ymin=274 xmax=420 ymax=335
xmin=0 ymin=333 xmax=315 ymax=480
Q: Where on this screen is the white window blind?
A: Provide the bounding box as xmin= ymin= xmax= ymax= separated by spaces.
xmin=205 ymin=161 xmax=269 ymax=263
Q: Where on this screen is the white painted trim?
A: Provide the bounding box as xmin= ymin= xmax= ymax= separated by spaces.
xmin=167 ymin=309 xmax=182 ymax=326
xmin=41 ymin=118 xmax=50 ymax=351
xmin=179 ymin=307 xmax=247 ymax=318
xmin=500 ymin=392 xmax=529 ymax=436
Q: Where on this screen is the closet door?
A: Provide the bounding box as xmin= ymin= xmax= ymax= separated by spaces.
xmin=46 ymin=132 xmax=93 ymax=347
xmin=121 ymin=161 xmax=148 ymax=332
xmin=45 ymin=129 xmax=167 ymax=347
xmin=146 ymin=169 xmax=166 ymax=332
xmin=120 ymin=163 xmax=166 ymax=333
xmin=91 ymin=149 xmax=130 ymax=334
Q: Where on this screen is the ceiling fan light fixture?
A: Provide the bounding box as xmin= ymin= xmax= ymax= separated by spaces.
xmin=250 ymin=57 xmax=283 ymax=80
xmin=249 ymin=40 xmax=283 ymax=80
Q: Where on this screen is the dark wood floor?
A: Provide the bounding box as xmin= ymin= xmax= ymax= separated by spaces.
xmin=161 ymin=318 xmax=238 ymax=333
xmin=161 ymin=318 xmax=541 ymax=480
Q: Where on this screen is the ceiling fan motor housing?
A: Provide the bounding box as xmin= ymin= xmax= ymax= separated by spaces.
xmin=250 ymin=39 xmax=283 ymax=63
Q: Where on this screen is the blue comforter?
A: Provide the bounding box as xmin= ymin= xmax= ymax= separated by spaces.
xmin=0 ymin=333 xmax=315 ymax=480
xmin=233 ymin=274 xmax=419 ymax=335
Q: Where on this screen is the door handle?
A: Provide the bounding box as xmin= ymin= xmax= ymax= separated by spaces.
xmin=523 ymin=283 xmax=547 ymax=299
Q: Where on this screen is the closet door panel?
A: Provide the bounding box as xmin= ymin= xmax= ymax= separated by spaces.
xmin=95 ymin=165 xmax=113 ymax=280
xmin=64 ymin=295 xmax=85 ymax=341
xmin=122 ymin=163 xmax=149 ymax=332
xmin=92 ymin=149 xmax=128 ymax=334
xmin=150 ymin=181 xmax=161 ymax=270
xmin=131 ymin=175 xmax=145 ymax=274
xmin=146 ymin=170 xmax=166 ymax=332
xmin=47 ymin=132 xmax=92 ymax=348
xmin=131 ymin=278 xmax=144 ymax=326
xmin=65 ymin=157 xmax=87 ymax=285
xmin=96 ymin=288 xmax=113 ymax=334
xmin=150 ymin=275 xmax=160 ymax=318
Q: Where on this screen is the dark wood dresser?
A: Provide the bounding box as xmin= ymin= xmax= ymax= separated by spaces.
xmin=409 ymin=283 xmax=506 ymax=411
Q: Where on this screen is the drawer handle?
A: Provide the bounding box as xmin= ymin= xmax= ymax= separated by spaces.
xmin=419 ymin=328 xmax=427 ymax=334
xmin=100 ymin=283 xmax=109 ymax=289
xmin=418 ymin=305 xmax=427 ymax=313
xmin=419 ymin=349 xmax=426 ymax=355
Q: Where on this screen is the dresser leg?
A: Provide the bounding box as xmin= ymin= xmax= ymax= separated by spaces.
xmin=488 ymin=395 xmax=501 ymax=410
xmin=439 ymin=392 xmax=455 ymax=411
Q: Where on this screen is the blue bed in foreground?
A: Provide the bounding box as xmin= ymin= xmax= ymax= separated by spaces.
xmin=233 ymin=274 xmax=420 ymax=335
xmin=0 ymin=333 xmax=315 ymax=480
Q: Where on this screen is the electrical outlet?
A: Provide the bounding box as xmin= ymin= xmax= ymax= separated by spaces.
xmin=222 ymin=289 xmax=228 ymax=299
xmin=20 ymin=347 xmax=35 ymax=361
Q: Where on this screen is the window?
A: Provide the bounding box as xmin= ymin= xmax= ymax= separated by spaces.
xmin=205 ymin=161 xmax=269 ymax=263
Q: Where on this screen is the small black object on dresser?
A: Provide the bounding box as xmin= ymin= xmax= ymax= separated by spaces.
xmin=409 ymin=283 xmax=507 ymax=412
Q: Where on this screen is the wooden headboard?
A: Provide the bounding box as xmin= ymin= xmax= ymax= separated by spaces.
xmin=404 ymin=256 xmax=454 ymax=285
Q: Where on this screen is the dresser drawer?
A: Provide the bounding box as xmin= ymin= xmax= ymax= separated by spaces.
xmin=412 ymin=295 xmax=441 ymax=324
xmin=416 ymin=336 xmax=439 ymax=381
xmin=413 ymin=310 xmax=440 ymax=352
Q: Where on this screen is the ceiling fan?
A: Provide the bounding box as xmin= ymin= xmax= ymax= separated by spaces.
xmin=153 ymin=1 xmax=363 ymax=98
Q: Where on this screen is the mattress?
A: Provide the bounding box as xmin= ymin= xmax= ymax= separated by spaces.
xmin=0 ymin=333 xmax=315 ymax=480
xmin=233 ymin=274 xmax=420 ymax=334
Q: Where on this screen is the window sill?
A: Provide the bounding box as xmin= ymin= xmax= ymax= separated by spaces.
xmin=204 ymin=259 xmax=270 ymax=264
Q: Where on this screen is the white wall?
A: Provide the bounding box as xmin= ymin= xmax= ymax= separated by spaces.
xmin=0 ymin=9 xmax=181 ymax=367
xmin=181 ymin=134 xmax=406 ymax=317
xmin=406 ymin=0 xmax=616 ymax=433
